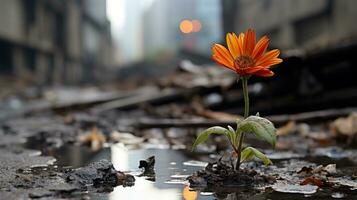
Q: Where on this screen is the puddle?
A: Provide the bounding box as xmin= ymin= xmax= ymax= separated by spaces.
xmin=22 ymin=136 xmax=357 ymax=199
xmin=47 ymin=144 xmax=209 ymax=199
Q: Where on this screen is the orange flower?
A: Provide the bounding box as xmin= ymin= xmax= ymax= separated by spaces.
xmin=212 ymin=29 xmax=282 ymax=77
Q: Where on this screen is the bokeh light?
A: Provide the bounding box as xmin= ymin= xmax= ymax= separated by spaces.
xmin=182 ymin=186 xmax=198 ymax=200
xmin=179 ymin=20 xmax=193 ymax=34
xmin=191 ymin=20 xmax=202 ymax=32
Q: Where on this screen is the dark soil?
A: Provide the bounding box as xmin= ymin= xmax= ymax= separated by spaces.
xmin=0 ymin=146 xmax=134 ymax=199
xmin=187 ymin=158 xmax=275 ymax=188
xmin=66 ymin=159 xmax=135 ymax=189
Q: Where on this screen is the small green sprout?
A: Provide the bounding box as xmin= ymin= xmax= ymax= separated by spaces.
xmin=192 ymin=114 xmax=276 ymax=169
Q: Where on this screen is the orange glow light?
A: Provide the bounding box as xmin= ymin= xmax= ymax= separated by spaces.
xmin=179 ymin=20 xmax=193 ymax=34
xmin=183 ymin=186 xmax=197 ymax=200
xmin=192 ymin=20 xmax=202 ymax=32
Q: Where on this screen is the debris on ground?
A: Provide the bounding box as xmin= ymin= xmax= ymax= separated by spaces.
xmin=77 ymin=127 xmax=106 ymax=152
xmin=276 ymin=121 xmax=297 ymax=136
xmin=187 ymin=158 xmax=275 ymax=188
xmin=139 ymin=156 xmax=156 ymax=178
xmin=66 ymin=159 xmax=135 ymax=189
xmin=110 ymin=131 xmax=145 ymax=145
xmin=0 ymin=145 xmax=134 ymax=199
xmin=0 ymin=53 xmax=357 ymax=199
xmin=330 ymin=112 xmax=357 ymax=144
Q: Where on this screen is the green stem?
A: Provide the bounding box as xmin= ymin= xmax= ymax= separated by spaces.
xmin=235 ymin=76 xmax=249 ymax=171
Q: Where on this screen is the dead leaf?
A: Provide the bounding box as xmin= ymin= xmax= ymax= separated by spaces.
xmin=330 ymin=112 xmax=357 ymax=137
xmin=323 ymin=164 xmax=337 ymax=174
xmin=277 ymin=121 xmax=296 ymax=136
xmin=297 ymin=164 xmax=337 ymax=176
xmin=297 ymin=166 xmax=314 ymax=176
xmin=197 ymin=109 xmax=242 ymax=121
xmin=78 ymin=127 xmax=106 ymax=152
xmin=308 ymin=131 xmax=333 ymax=146
xmin=110 ymin=131 xmax=144 ymax=145
xmin=301 ymin=176 xmax=325 ymax=187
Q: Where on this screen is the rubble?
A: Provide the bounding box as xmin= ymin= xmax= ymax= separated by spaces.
xmin=0 ymin=145 xmax=134 ymax=199
xmin=66 ymin=159 xmax=135 ymax=188
xmin=138 ymin=156 xmax=156 ymax=177
xmin=187 ymin=159 xmax=275 ymax=188
xmin=0 ymin=54 xmax=357 ymax=199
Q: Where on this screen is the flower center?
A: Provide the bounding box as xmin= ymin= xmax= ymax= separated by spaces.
xmin=234 ymin=56 xmax=254 ymax=69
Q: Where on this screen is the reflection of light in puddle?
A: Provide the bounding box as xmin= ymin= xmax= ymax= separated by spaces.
xmin=165 ymin=179 xmax=188 ymax=184
xmin=200 ymin=192 xmax=214 ymax=196
xmin=110 ymin=144 xmax=185 ymax=200
xmin=183 ymin=160 xmax=208 ymax=167
xmin=183 ymin=186 xmax=198 ymax=200
xmin=110 ymin=178 xmax=181 ymax=200
xmin=111 ymin=144 xmax=130 ymax=171
xmin=171 ymin=174 xmax=190 ymax=179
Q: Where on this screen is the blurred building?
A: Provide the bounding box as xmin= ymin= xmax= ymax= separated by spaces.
xmin=230 ymin=0 xmax=357 ymax=50
xmin=142 ymin=0 xmax=221 ymax=57
xmin=0 ymin=0 xmax=113 ymax=85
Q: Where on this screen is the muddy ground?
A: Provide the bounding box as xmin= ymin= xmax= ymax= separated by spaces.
xmin=1 ymin=59 xmax=357 ymax=199
xmin=1 ymin=99 xmax=357 ymax=200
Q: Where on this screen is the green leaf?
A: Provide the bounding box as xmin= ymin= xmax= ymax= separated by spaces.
xmin=227 ymin=125 xmax=236 ymax=143
xmin=235 ymin=118 xmax=242 ymax=133
xmin=237 ymin=116 xmax=277 ymax=148
xmin=241 ymin=147 xmax=272 ymax=165
xmin=192 ymin=126 xmax=230 ymax=150
xmin=227 ymin=125 xmax=235 ymax=134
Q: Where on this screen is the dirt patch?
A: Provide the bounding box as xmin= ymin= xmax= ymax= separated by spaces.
xmin=187 ymin=158 xmax=275 ymax=188
xmin=66 ymin=159 xmax=135 ymax=189
xmin=0 ymin=146 xmax=134 ymax=199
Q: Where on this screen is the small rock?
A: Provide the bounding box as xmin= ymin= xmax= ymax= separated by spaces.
xmin=66 ymin=159 xmax=134 ymax=188
xmin=188 ymin=159 xmax=273 ymax=188
xmin=139 ymin=156 xmax=155 ymax=177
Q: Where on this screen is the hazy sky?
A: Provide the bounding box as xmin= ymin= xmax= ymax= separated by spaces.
xmin=107 ymin=0 xmax=155 ymax=63
xmin=106 ymin=0 xmax=221 ymax=64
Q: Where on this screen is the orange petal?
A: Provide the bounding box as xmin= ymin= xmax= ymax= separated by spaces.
xmin=212 ymin=55 xmax=235 ymax=71
xmin=226 ymin=33 xmax=239 ymax=59
xmin=212 ymin=44 xmax=234 ymax=67
xmin=260 ymin=58 xmax=283 ymax=68
xmin=237 ymin=33 xmax=245 ymax=56
xmin=243 ymin=29 xmax=256 ymax=56
xmin=256 ymin=49 xmax=280 ymax=66
xmin=243 ymin=66 xmax=264 ymax=74
xmin=252 ymin=36 xmax=269 ymax=60
xmin=254 ymin=69 xmax=274 ymax=77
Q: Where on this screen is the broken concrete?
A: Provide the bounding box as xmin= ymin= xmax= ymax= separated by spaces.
xmin=187 ymin=158 xmax=275 ymax=188
xmin=0 ymin=146 xmax=134 ymax=199
xmin=66 ymin=159 xmax=135 ymax=188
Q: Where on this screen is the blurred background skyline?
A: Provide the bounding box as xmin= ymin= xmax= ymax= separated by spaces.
xmin=0 ymin=0 xmax=357 ymax=86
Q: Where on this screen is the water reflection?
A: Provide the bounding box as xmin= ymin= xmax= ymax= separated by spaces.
xmin=183 ymin=186 xmax=198 ymax=200
xmin=109 ymin=178 xmax=179 ymax=199
xmin=109 ymin=145 xmax=203 ymax=200
xmin=54 ymin=144 xmax=274 ymax=199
